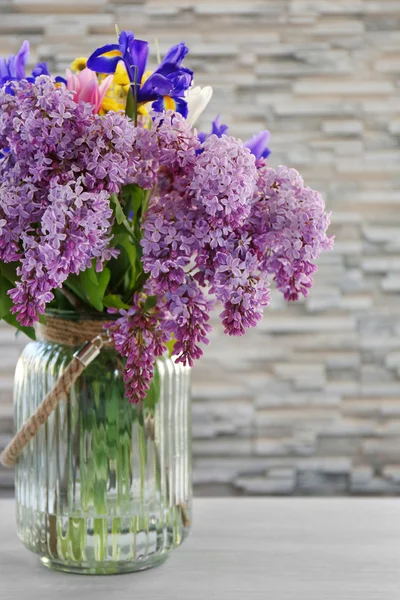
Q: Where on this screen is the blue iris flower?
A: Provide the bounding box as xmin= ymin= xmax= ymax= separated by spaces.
xmin=198 ymin=115 xmax=228 ymax=143
xmin=244 ymin=130 xmax=271 ymax=160
xmin=199 ymin=115 xmax=271 ymax=160
xmin=87 ymin=31 xmax=193 ymax=117
xmin=0 ymin=40 xmax=29 ymax=82
xmin=31 ymin=62 xmax=51 ymax=78
xmin=0 ymin=41 xmax=52 ymax=89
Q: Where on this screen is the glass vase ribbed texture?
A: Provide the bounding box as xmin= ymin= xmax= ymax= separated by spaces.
xmin=14 ymin=325 xmax=192 ymax=575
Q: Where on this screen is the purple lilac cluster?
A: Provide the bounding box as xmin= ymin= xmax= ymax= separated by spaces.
xmin=124 ymin=127 xmax=271 ymax=390
xmin=190 ymin=134 xmax=256 ymax=227
xmin=8 ymin=180 xmax=114 ymax=325
xmin=106 ymin=295 xmax=170 ymax=403
xmin=248 ymin=163 xmax=334 ymax=301
xmin=0 ymin=74 xmax=333 ymax=404
xmin=0 ymin=77 xmax=154 ymax=325
xmin=112 ymin=124 xmax=332 ymax=402
xmin=142 ymin=111 xmax=201 ymax=192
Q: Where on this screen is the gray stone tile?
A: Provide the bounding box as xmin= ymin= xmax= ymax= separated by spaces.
xmin=1 ymin=0 xmax=400 ymax=497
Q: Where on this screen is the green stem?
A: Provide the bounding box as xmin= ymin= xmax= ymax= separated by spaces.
xmin=141 ymin=187 xmax=154 ymax=219
xmin=138 ymin=407 xmax=146 ymax=503
xmin=58 ymin=286 xmax=82 ymax=310
xmin=133 ymin=66 xmax=139 ymax=128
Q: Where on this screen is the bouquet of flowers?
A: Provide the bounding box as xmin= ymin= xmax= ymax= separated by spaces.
xmin=0 ymin=30 xmax=333 ymax=405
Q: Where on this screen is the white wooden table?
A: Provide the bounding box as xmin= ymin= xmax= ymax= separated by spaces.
xmin=1 ymin=498 xmax=400 ymax=599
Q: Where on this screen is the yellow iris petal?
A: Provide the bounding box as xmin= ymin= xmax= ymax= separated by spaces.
xmin=104 ymin=50 xmax=122 ymax=58
xmin=141 ymin=70 xmax=153 ymax=85
xmin=114 ymin=63 xmax=130 ymax=87
xmin=70 ymin=57 xmax=87 ymax=72
xmin=164 ymin=96 xmax=176 ymax=111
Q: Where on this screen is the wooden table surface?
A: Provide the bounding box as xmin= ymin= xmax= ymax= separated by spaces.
xmin=1 ymin=498 xmax=400 ymax=599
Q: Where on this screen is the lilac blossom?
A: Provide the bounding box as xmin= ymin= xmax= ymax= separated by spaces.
xmin=8 ymin=180 xmax=116 ymax=326
xmin=106 ymin=295 xmax=170 ymax=404
xmin=0 ymin=70 xmax=333 ymax=404
xmin=248 ymin=165 xmax=334 ymax=301
xmin=140 ymin=134 xmax=267 ymax=365
xmin=140 ymin=140 xmax=332 ymax=372
xmin=0 ymin=77 xmax=155 ymax=324
xmin=190 ymin=134 xmax=257 ymax=227
xmin=149 ymin=112 xmax=201 ymax=193
xmin=164 ymin=276 xmax=212 ymax=366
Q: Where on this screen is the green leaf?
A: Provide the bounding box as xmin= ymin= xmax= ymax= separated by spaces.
xmin=52 ymin=288 xmax=78 ymax=311
xmin=110 ymin=193 xmax=126 ymax=226
xmin=87 ymin=266 xmax=98 ymax=286
xmin=96 ymin=268 xmax=111 ymax=299
xmin=0 ymin=273 xmax=11 ymax=319
xmin=66 ymin=265 xmax=111 ymax=312
xmin=103 ymin=294 xmax=130 ymax=310
xmin=143 ymin=366 xmax=161 ymax=412
xmin=110 ymin=193 xmax=139 ymax=248
xmin=143 ymin=295 xmax=157 ymax=311
xmin=0 ymin=273 xmax=35 ymax=339
xmin=3 ymin=312 xmax=36 ymax=340
xmin=81 ymin=268 xmax=110 ymax=312
xmin=166 ymin=337 xmax=176 ymax=358
xmin=132 ymin=270 xmax=149 ymax=293
xmin=121 ymin=184 xmax=144 ymax=218
xmin=110 ymin=230 xmax=139 ymax=292
xmin=0 ymin=262 xmax=18 ymax=285
xmin=107 ymin=186 xmax=147 ymax=298
xmin=63 ymin=278 xmax=89 ymax=307
xmin=125 ymin=89 xmax=135 ymax=120
xmin=120 ymin=238 xmax=137 ymax=277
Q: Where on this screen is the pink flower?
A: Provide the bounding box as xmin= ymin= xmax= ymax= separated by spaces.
xmin=66 ymin=67 xmax=113 ymax=114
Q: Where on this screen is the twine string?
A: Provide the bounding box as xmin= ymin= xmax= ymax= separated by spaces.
xmin=0 ymin=317 xmax=111 ymax=468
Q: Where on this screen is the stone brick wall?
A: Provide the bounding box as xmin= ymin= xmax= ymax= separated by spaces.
xmin=0 ymin=0 xmax=400 ymax=495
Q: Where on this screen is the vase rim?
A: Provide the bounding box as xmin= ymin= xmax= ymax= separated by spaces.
xmin=44 ymin=309 xmax=113 ymax=322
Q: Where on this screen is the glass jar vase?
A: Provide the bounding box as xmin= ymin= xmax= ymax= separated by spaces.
xmin=13 ymin=315 xmax=192 ymax=575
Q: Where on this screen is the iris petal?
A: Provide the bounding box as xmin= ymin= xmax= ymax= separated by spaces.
xmin=160 ymin=42 xmax=189 ymax=67
xmin=197 ymin=116 xmax=228 ymax=147
xmin=124 ymin=38 xmax=149 ymax=84
xmin=118 ymin=30 xmax=133 ymax=57
xmin=197 ymin=132 xmax=208 ymax=144
xmin=87 ymin=44 xmax=121 ymax=74
xmin=164 ymin=66 xmax=193 ymax=96
xmin=31 ymin=62 xmax=50 ymax=78
xmin=86 ymin=31 xmax=193 ymax=118
xmin=172 ymin=96 xmax=188 ymax=118
xmin=0 ymin=58 xmax=8 ymax=80
xmin=15 ymin=40 xmax=29 ymax=79
xmin=152 ymin=95 xmax=188 ymax=118
xmin=7 ymin=55 xmax=16 ymax=78
xmin=244 ymin=131 xmax=271 ymax=159
xmin=139 ymin=72 xmax=173 ymax=103
xmin=156 ymin=62 xmax=192 ymax=79
xmin=211 ymin=115 xmax=229 ymax=137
